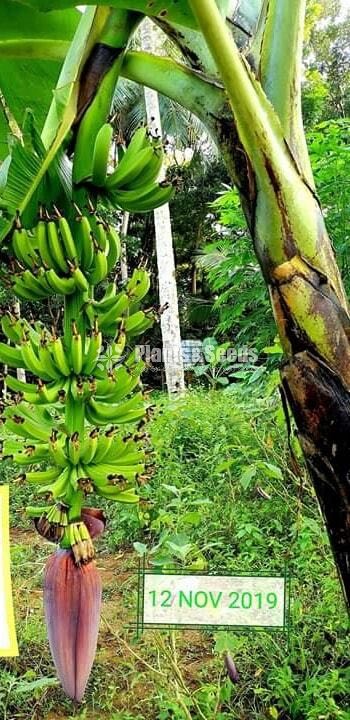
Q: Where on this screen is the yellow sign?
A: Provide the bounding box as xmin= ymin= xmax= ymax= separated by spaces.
xmin=0 ymin=486 xmax=18 ymax=656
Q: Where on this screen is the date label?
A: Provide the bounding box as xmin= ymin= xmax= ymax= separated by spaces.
xmin=142 ymin=574 xmax=286 ymax=628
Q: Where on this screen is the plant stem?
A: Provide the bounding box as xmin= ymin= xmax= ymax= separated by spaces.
xmin=259 ymin=0 xmax=313 ymax=182
xmin=64 ymin=293 xmax=85 ymax=437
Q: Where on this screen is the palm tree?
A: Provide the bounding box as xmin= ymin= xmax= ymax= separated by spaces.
xmin=140 ymin=18 xmax=185 ymax=394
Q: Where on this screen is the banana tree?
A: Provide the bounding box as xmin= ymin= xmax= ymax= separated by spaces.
xmin=0 ymin=0 xmax=349 ymax=702
xmin=0 ymin=0 xmax=174 ymax=702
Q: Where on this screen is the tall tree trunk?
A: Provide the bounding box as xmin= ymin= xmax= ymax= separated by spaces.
xmin=141 ymin=19 xmax=185 ymax=394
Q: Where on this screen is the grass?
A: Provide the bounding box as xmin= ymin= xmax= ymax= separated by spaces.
xmin=0 ymin=385 xmax=349 ymax=719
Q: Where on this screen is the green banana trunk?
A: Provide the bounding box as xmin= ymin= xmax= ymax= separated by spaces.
xmin=185 ymin=0 xmax=350 ymax=608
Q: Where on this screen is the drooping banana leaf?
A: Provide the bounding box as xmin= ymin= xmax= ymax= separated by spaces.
xmin=13 ymin=0 xmax=198 ymax=29
xmin=0 ymin=110 xmax=71 ymax=234
xmin=0 ymin=1 xmax=80 ymax=160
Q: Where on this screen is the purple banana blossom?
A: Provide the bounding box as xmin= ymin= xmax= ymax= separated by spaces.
xmin=44 ymin=548 xmax=102 ymax=702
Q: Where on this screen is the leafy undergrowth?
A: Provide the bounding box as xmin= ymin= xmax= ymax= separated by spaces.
xmin=0 ymin=387 xmax=349 ymax=720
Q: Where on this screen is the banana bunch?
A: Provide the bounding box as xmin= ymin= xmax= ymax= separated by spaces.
xmin=84 ymin=268 xmax=155 ymax=338
xmin=0 ymin=327 xmax=82 ymax=383
xmin=1 ymin=118 xmax=167 ymax=701
xmin=76 ymin=124 xmax=174 ymax=213
xmin=34 ymin=503 xmax=69 ymax=543
xmin=2 ymin=425 xmax=147 ymax=503
xmin=0 ymin=205 xmax=155 ymax=589
xmin=6 ymin=214 xmax=122 ymax=299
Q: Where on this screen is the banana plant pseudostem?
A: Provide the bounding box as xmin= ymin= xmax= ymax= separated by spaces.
xmin=0 ymin=0 xmax=349 ymax=625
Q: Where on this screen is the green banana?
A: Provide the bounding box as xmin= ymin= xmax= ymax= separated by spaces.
xmin=82 ymin=326 xmax=102 ymax=375
xmin=13 ymin=443 xmax=50 ymax=465
xmin=94 ymin=364 xmax=142 ymax=404
xmin=90 ymin=428 xmax=115 ymax=464
xmin=23 ymin=382 xmax=61 ymax=405
xmin=70 ymin=326 xmax=83 ymax=375
xmin=86 ymin=392 xmax=144 ymax=425
xmin=105 ymin=127 xmax=148 ymax=189
xmin=124 ymin=311 xmax=146 ymax=333
xmin=127 ymin=269 xmax=151 ymax=304
xmin=36 ymin=219 xmax=55 ymax=269
xmin=26 ymin=505 xmax=51 ymax=518
xmin=93 ymin=220 xmax=109 ymax=252
xmin=4 ymin=415 xmax=52 ymax=442
xmin=5 ymin=401 xmax=53 ymax=429
xmin=95 ymin=486 xmax=139 ymax=502
xmin=51 ymin=336 xmax=71 ymax=377
xmin=95 ymin=434 xmax=135 ymax=463
xmin=57 ymin=216 xmax=78 ymax=263
xmin=67 ymin=432 xmax=81 ymax=465
xmin=126 ymin=316 xmax=154 ymax=338
xmin=20 ymin=269 xmax=49 ymax=298
xmin=106 ymin=226 xmax=121 ymax=273
xmin=129 ymin=147 xmax=163 ymax=189
xmin=69 ymin=465 xmax=79 ymax=491
xmin=25 ymin=467 xmax=62 ymax=485
xmin=70 ymin=376 xmax=85 ymax=402
xmin=48 ymin=432 xmax=68 ymax=468
xmin=1 ymin=315 xmax=22 ymax=344
xmin=71 ymin=266 xmax=89 ymax=293
xmin=88 ymin=249 xmax=108 ymax=286
xmin=81 ymin=462 xmax=138 ymax=486
xmin=106 ymin=146 xmax=155 ymax=191
xmin=108 ymin=331 xmax=127 ymax=362
xmin=112 ymin=183 xmax=174 ymax=213
xmin=37 ymin=339 xmax=62 ymax=381
xmin=93 ymin=372 xmax=120 ymax=399
xmin=80 ymin=428 xmax=99 ymax=464
xmin=109 ymin=450 xmax=145 ymax=467
xmin=37 ymin=466 xmax=71 ymax=501
xmin=20 ymin=337 xmax=53 ymax=381
xmin=46 ymin=269 xmax=76 ymax=296
xmin=99 ymin=291 xmax=129 ymax=324
xmin=91 ymin=123 xmax=114 ymax=187
xmin=75 ymin=215 xmax=94 ymax=270
xmin=12 ymin=227 xmax=38 ymax=269
xmin=11 ymin=278 xmax=41 ymax=301
xmin=4 ymin=374 xmax=38 ymax=394
xmin=47 ymin=221 xmax=68 ymax=274
xmin=91 ymin=282 xmax=117 ymax=312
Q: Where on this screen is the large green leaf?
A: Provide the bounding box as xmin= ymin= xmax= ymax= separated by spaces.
xmin=0 ymin=1 xmax=79 ymax=159
xmin=0 ymin=7 xmax=104 ymax=242
xmin=0 ymin=110 xmax=71 ymax=234
xmin=14 ymin=0 xmax=198 ymax=29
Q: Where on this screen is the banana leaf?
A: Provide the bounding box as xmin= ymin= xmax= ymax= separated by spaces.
xmin=0 ymin=1 xmax=79 ymax=160
xmin=0 ymin=6 xmax=104 ymax=242
xmin=14 ymin=0 xmax=198 ymax=29
xmin=0 ymin=110 xmax=71 ymax=236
